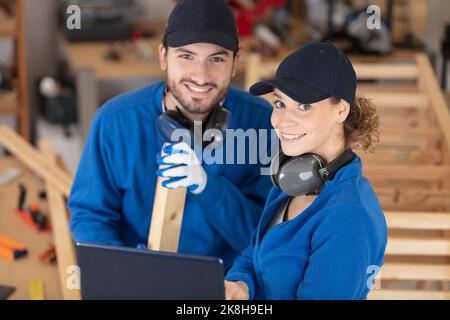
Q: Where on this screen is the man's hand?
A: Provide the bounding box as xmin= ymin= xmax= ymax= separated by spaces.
xmin=224 ymin=280 xmax=249 ymax=300
xmin=156 ymin=142 xmax=207 ymax=195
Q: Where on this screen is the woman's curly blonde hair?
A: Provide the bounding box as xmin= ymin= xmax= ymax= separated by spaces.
xmin=331 ymin=96 xmax=381 ymax=153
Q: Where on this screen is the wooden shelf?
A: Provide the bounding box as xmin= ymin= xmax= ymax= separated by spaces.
xmin=0 ymin=0 xmax=30 ymax=140
xmin=0 ymin=90 xmax=18 ymax=115
xmin=0 ymin=6 xmax=16 ymax=38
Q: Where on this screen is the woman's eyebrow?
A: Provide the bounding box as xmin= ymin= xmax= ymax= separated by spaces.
xmin=272 ymin=92 xmax=283 ymax=99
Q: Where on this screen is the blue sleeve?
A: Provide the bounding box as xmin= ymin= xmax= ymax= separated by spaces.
xmin=224 ymin=230 xmax=258 ymax=300
xmin=190 ymin=165 xmax=271 ymax=251
xmin=68 ymin=111 xmax=125 ymax=246
xmin=297 ymin=205 xmax=375 ymax=300
xmin=188 ymin=99 xmax=274 ymax=251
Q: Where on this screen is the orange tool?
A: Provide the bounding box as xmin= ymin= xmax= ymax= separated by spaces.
xmin=16 ymin=183 xmax=51 ymax=232
xmin=0 ymin=235 xmax=28 ymax=261
xmin=38 ymin=244 xmax=56 ymax=264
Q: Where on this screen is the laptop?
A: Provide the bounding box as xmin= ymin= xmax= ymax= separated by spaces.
xmin=75 ymin=242 xmax=225 ymax=300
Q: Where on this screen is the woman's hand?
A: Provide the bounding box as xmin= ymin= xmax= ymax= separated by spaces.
xmin=224 ymin=280 xmax=249 ymax=300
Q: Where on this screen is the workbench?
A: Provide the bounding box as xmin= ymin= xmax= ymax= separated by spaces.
xmin=0 ymin=156 xmax=62 ymax=299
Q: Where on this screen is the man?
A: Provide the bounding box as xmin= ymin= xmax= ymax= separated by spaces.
xmin=68 ymin=0 xmax=274 ymax=270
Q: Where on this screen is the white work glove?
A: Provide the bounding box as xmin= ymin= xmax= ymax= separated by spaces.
xmin=156 ymin=142 xmax=207 ymax=195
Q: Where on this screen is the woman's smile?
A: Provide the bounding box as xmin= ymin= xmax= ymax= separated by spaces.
xmin=279 ymin=132 xmax=308 ymax=143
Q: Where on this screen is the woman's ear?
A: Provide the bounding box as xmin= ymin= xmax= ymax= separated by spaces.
xmin=336 ymin=99 xmax=350 ymax=123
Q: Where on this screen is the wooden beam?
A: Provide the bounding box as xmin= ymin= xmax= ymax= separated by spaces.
xmin=380 ymin=263 xmax=450 ymax=281
xmin=354 ymin=63 xmax=418 ymax=80
xmin=364 ymin=165 xmax=450 ymax=182
xmin=0 ymin=125 xmax=72 ymax=197
xmin=16 ymin=0 xmax=30 ymax=140
xmin=243 ymin=54 xmax=262 ymax=91
xmin=376 ymin=193 xmax=450 ymax=212
xmin=416 ymin=54 xmax=450 ymax=151
xmin=40 ymin=141 xmax=80 ymax=300
xmin=386 ymin=238 xmax=450 ymax=256
xmin=385 ymin=211 xmax=450 ymax=230
xmin=375 ymin=187 xmax=450 ymax=200
xmin=359 ymin=149 xmax=442 ymax=165
xmin=359 ymin=92 xmax=430 ymax=109
xmin=147 ymin=179 xmax=186 ymax=252
xmin=259 ymin=61 xmax=280 ymax=80
xmin=378 ymin=108 xmax=430 ymax=128
xmin=357 ymin=83 xmax=418 ymax=93
xmin=147 ymin=146 xmax=187 ymax=252
xmin=368 ymin=289 xmax=450 ymax=300
xmin=380 ymin=127 xmax=441 ymax=144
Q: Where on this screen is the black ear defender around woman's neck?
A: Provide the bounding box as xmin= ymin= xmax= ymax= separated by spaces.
xmin=270 ymin=148 xmax=355 ymax=197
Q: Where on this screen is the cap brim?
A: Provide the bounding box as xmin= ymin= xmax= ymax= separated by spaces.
xmin=165 ymin=29 xmax=238 ymax=52
xmin=249 ymin=77 xmax=331 ymax=104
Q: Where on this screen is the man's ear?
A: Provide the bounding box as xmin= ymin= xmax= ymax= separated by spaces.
xmin=231 ymin=51 xmax=240 ymax=78
xmin=158 ymin=44 xmax=167 ymax=71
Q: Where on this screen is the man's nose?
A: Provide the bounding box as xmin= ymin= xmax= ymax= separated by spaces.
xmin=189 ymin=61 xmax=212 ymax=85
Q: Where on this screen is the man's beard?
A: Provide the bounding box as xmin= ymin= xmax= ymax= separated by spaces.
xmin=167 ymin=78 xmax=230 ymax=115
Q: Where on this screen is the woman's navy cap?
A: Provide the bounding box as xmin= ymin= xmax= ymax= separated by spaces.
xmin=163 ymin=0 xmax=238 ymax=52
xmin=250 ymin=41 xmax=357 ymax=106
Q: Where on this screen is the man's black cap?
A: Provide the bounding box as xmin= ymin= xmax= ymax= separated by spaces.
xmin=250 ymin=41 xmax=357 ymax=106
xmin=163 ymin=0 xmax=239 ymax=52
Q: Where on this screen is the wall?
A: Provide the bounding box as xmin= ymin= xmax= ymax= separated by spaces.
xmin=24 ymin=0 xmax=59 ymax=142
xmin=135 ymin=0 xmax=174 ymax=21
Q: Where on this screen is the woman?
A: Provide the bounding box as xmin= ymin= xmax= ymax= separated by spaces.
xmin=224 ymin=41 xmax=387 ymax=300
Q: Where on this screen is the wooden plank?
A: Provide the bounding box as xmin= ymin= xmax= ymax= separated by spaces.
xmin=377 ymin=196 xmax=450 ymax=212
xmin=416 ymin=54 xmax=450 ymax=152
xmin=354 ymin=63 xmax=418 ymax=80
xmin=148 ymin=179 xmax=186 ymax=252
xmin=377 ymin=107 xmax=430 ymax=129
xmin=379 ymin=127 xmax=441 ymax=148
xmin=375 ymin=187 xmax=450 ymax=200
xmin=64 ymin=39 xmax=164 ymax=80
xmin=360 ymin=92 xmax=430 ymax=109
xmin=0 ymin=91 xmax=19 ymax=115
xmin=0 ymin=125 xmax=72 ymax=197
xmin=380 ymin=263 xmax=450 ymax=281
xmin=385 ymin=212 xmax=450 ymax=230
xmin=386 ymin=238 xmax=450 ymax=256
xmin=243 ymin=57 xmax=421 ymax=89
xmin=39 ymin=141 xmax=81 ymax=300
xmin=147 ymin=146 xmax=186 ymax=252
xmin=410 ymin=0 xmax=428 ymax=35
xmin=16 ymin=0 xmax=30 ymax=140
xmin=357 ymin=83 xmax=418 ymax=93
xmin=243 ymin=54 xmax=262 ymax=91
xmin=360 ymin=148 xmax=442 ymax=165
xmin=364 ymin=165 xmax=450 ymax=182
xmin=368 ymin=289 xmax=450 ymax=300
xmin=0 ymin=6 xmax=16 ymax=38
xmin=258 ymin=61 xmax=280 ymax=80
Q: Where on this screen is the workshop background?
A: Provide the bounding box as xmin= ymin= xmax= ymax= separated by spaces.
xmin=1 ymin=0 xmax=450 ymax=300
